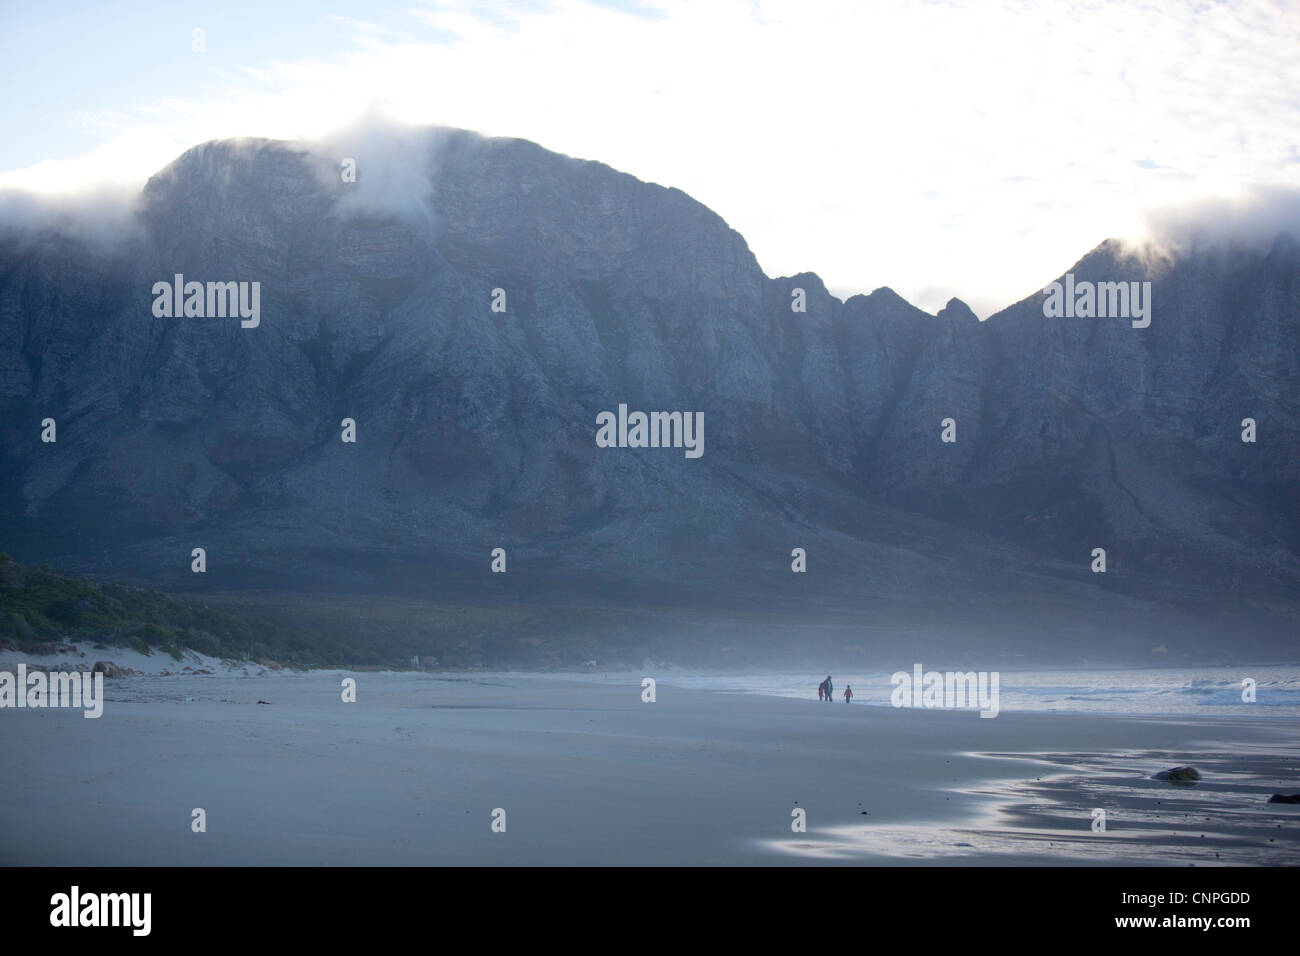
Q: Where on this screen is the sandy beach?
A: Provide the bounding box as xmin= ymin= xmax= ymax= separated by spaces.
xmin=2 ymin=656 xmax=1296 ymax=866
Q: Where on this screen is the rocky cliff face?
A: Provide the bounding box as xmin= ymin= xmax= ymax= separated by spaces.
xmin=1 ymin=128 xmax=1296 ymax=658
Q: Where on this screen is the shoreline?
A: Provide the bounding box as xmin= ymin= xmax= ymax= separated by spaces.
xmin=2 ymin=668 xmax=1297 ymax=865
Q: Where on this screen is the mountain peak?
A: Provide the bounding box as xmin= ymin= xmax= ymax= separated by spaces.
xmin=936 ymin=297 xmax=978 ymax=322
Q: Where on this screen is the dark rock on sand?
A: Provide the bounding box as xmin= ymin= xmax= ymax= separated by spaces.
xmin=1154 ymin=766 xmax=1201 ymax=784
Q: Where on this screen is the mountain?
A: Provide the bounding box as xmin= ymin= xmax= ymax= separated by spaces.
xmin=1 ymin=128 xmax=1296 ymax=664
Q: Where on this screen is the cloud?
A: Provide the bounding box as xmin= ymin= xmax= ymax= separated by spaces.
xmin=306 ymin=110 xmax=443 ymax=237
xmin=0 ymin=126 xmax=186 ymax=196
xmin=2 ymin=0 xmax=1298 ymax=313
xmin=1132 ymin=185 xmax=1300 ymax=256
xmin=0 ymin=183 xmax=143 ymax=249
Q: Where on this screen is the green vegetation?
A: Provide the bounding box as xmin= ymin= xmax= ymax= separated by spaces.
xmin=0 ymin=552 xmax=673 ymax=669
xmin=0 ymin=552 xmax=901 ymax=670
xmin=0 ymin=552 xmax=267 ymax=661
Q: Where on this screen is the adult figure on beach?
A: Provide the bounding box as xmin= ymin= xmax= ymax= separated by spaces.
xmin=844 ymin=685 xmax=853 ymax=704
xmin=825 ymin=676 xmax=833 ymax=702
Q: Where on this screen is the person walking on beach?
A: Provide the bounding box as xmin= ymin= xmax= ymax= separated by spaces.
xmin=818 ymin=681 xmax=824 ymax=701
xmin=844 ymin=685 xmax=853 ymax=704
xmin=824 ymin=676 xmax=833 ymax=702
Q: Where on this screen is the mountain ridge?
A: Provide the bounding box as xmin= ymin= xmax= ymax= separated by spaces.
xmin=1 ymin=127 xmax=1296 ymax=661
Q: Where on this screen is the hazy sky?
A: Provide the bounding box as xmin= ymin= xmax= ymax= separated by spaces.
xmin=3 ymin=0 xmax=1298 ymax=316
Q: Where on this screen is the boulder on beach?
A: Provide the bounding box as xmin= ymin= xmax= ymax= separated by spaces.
xmin=92 ymin=661 xmax=123 ymax=678
xmin=1267 ymin=793 xmax=1300 ymax=804
xmin=1153 ymin=766 xmax=1201 ymax=783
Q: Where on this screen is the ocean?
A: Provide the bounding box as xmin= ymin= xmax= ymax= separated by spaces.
xmin=655 ymin=665 xmax=1300 ymax=718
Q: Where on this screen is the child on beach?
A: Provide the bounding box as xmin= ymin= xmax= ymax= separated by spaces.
xmin=844 ymin=685 xmax=853 ymax=703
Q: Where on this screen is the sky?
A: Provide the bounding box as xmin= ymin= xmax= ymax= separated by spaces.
xmin=2 ymin=0 xmax=1298 ymax=316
